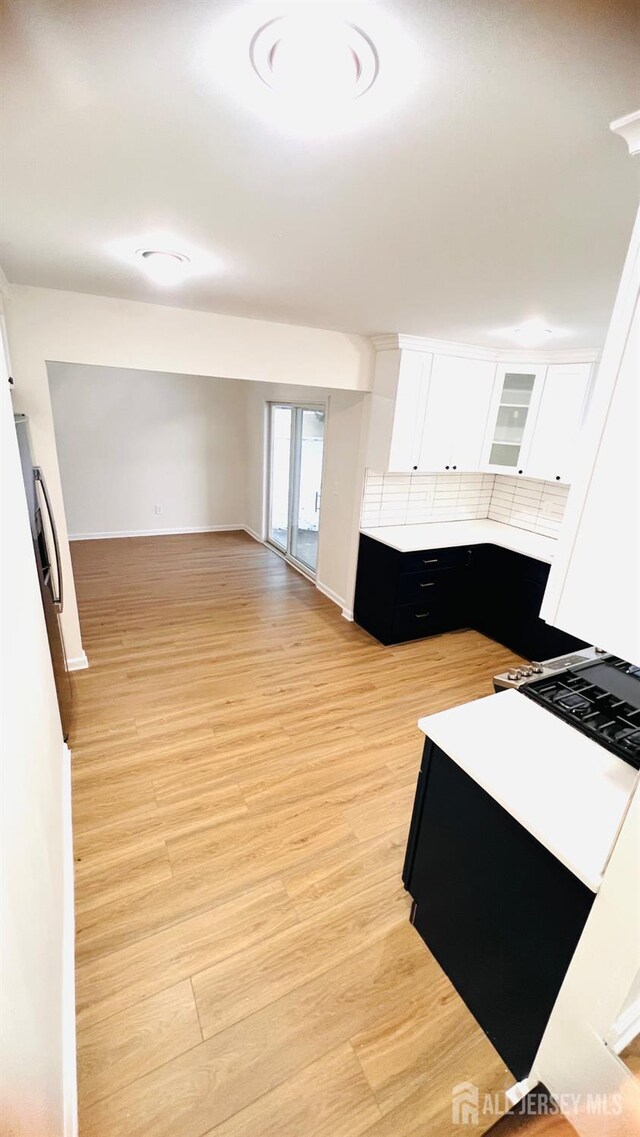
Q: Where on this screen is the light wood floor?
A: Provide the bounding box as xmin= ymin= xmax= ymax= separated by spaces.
xmin=71 ymin=531 xmax=527 ymax=1137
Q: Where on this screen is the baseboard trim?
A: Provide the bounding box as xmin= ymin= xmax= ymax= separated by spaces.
xmin=69 ymin=525 xmax=245 ymax=541
xmin=265 ymin=540 xmax=316 ymax=586
xmin=341 ymin=608 xmax=354 ymax=622
xmin=607 ymin=997 xmax=640 ymax=1055
xmin=316 ymin=580 xmax=347 ymax=611
xmin=66 ymin=651 xmax=89 ymax=671
xmin=74 ymin=524 xmax=353 ymax=622
xmin=504 ymin=1075 xmax=539 ymax=1109
xmin=243 ymin=530 xmax=349 ymax=614
xmin=243 ymin=526 xmax=264 ymax=543
xmin=62 ymin=742 xmax=78 ymax=1137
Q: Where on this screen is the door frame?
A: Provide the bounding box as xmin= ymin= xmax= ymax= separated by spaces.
xmin=266 ymin=401 xmax=326 ymax=580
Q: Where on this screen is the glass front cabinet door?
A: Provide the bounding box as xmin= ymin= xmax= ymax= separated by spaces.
xmin=482 ymin=364 xmax=546 ymax=473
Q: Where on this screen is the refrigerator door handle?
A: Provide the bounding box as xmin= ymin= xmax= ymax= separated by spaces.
xmin=34 ymin=467 xmax=63 ymax=612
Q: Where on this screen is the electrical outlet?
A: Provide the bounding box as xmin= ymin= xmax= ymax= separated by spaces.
xmin=154 ymin=504 xmax=163 ymax=515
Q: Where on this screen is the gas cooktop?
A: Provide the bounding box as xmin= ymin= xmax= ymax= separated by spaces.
xmin=522 ymin=656 xmax=640 ymax=770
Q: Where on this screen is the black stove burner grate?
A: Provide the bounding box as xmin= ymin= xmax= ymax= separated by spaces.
xmin=522 ymin=656 xmax=640 ymax=770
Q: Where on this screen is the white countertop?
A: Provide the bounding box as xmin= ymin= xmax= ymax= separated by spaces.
xmin=361 ymin=520 xmax=557 ymax=563
xmin=418 ymin=689 xmax=638 ymax=893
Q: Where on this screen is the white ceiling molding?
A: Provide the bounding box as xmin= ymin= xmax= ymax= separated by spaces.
xmin=371 ymin=333 xmax=600 ymax=364
xmin=610 ymin=109 xmax=640 ymax=157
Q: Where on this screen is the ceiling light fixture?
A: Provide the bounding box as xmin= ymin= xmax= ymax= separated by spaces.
xmin=509 ymin=319 xmax=555 ymax=349
xmin=108 ymin=234 xmax=221 ymax=285
xmin=136 ymin=248 xmax=191 ymax=286
xmin=204 ymin=2 xmax=420 ymax=141
xmin=250 ymin=14 xmax=379 ymax=104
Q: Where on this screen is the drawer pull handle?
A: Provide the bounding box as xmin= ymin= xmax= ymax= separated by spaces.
xmin=422 ymin=558 xmax=438 ymax=564
xmin=419 ymin=582 xmax=435 ymax=588
xmin=415 ymin=612 xmax=431 ymax=619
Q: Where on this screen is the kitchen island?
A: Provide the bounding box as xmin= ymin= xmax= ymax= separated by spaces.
xmin=403 ymin=689 xmax=638 ymax=1079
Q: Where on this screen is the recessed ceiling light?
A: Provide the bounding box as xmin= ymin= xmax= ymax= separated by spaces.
xmin=136 ymin=249 xmax=191 ymax=286
xmin=509 ymin=319 xmax=555 ymax=349
xmin=205 ymin=2 xmax=420 ymax=140
xmin=108 ymin=234 xmax=222 ymax=284
xmin=250 ymin=15 xmax=379 ymax=104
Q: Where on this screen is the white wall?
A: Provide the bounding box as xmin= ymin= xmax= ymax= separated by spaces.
xmin=243 ymin=383 xmax=369 ymax=613
xmin=0 ymin=371 xmax=76 ymax=1134
xmin=47 ymin=362 xmax=370 ymax=614
xmin=4 ymin=285 xmax=373 ymax=662
xmin=48 ymin=363 xmax=247 ymax=539
xmin=8 ymin=285 xmax=373 ymax=391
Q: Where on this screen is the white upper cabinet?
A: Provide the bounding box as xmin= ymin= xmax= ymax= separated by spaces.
xmin=481 ymin=363 xmax=547 ymax=474
xmin=388 ymin=350 xmax=432 ymax=471
xmin=367 ymin=338 xmax=597 ymax=481
xmin=418 ymin=355 xmax=496 ymax=471
xmin=525 ymin=363 xmax=593 ymax=483
xmin=366 ymin=348 xmax=432 ymax=473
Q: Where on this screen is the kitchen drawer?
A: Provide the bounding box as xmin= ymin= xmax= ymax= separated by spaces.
xmin=396 ymin=567 xmax=466 ymax=606
xmin=391 ymin=601 xmax=463 ymax=643
xmin=400 ymin=546 xmax=472 ymax=575
xmin=354 ymin=533 xmax=582 ymax=655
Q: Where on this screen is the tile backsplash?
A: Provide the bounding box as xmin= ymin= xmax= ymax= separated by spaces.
xmin=488 ymin=475 xmax=569 ymax=538
xmin=361 ymin=472 xmax=494 ymax=528
xmin=361 ymin=471 xmax=569 ymax=538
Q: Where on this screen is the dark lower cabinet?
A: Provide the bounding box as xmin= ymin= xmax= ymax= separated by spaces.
xmin=354 ymin=534 xmax=587 ymax=659
xmin=354 ymin=535 xmax=472 ymax=646
xmin=469 ymin=544 xmax=586 ymax=660
xmin=403 ymin=741 xmax=594 ymax=1079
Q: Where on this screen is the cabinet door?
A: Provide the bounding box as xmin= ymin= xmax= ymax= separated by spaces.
xmin=451 ymin=358 xmax=498 ymax=469
xmin=470 ymin=544 xmax=505 ymax=641
xmin=416 ymin=356 xmax=453 ymax=470
xmin=353 ymin=534 xmax=401 ymax=645
xmin=406 ymin=742 xmax=594 ymax=1080
xmin=525 ymin=363 xmax=592 ymax=483
xmin=418 ymin=355 xmax=496 ymax=472
xmin=482 ymin=364 xmax=546 ymax=474
xmin=388 ymin=351 xmax=433 ymax=472
xmin=518 ymin=579 xmax=588 ymax=660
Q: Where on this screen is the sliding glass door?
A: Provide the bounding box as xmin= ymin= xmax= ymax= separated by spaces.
xmin=268 ymin=404 xmax=325 ymax=576
xmin=269 ymin=406 xmax=293 ymax=555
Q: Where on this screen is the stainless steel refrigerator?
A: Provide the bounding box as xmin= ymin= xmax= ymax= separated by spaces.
xmin=14 ymin=414 xmax=73 ymax=740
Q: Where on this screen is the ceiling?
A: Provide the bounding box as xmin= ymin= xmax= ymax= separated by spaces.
xmin=1 ymin=0 xmax=639 ymax=348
